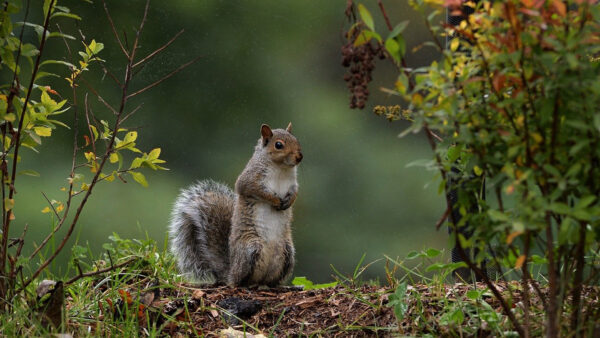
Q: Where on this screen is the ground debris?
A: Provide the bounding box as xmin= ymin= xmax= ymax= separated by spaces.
xmin=75 ymin=279 xmax=600 ymax=337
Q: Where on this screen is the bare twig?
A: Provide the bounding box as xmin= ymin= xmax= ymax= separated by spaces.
xmin=65 ymin=257 xmax=138 ymax=285
xmin=78 ymin=76 xmax=118 ymax=115
xmin=102 ymin=0 xmax=129 ymax=59
xmin=127 ymin=55 xmax=202 ymax=99
xmin=377 ymin=0 xmax=393 ymax=31
xmin=120 ymin=103 xmax=144 ymax=125
xmin=435 ymin=205 xmax=450 ymax=231
xmin=40 ymin=192 xmax=62 ymax=221
xmin=133 ymin=29 xmax=184 ymax=68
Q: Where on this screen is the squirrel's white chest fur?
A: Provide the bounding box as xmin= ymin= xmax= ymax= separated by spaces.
xmin=254 ymin=166 xmax=296 ymax=242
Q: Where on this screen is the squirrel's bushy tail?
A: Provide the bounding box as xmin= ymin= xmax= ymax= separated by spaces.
xmin=169 ymin=180 xmax=235 ymax=283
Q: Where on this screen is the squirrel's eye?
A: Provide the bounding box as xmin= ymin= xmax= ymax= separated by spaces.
xmin=275 ymin=141 xmax=284 ymax=149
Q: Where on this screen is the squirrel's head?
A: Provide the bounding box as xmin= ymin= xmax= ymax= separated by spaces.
xmin=259 ymin=123 xmax=303 ymax=168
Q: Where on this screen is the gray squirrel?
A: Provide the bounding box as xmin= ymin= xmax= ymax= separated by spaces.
xmin=169 ymin=123 xmax=303 ymax=286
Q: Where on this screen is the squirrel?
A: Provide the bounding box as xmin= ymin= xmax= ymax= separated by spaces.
xmin=169 ymin=123 xmax=303 ymax=287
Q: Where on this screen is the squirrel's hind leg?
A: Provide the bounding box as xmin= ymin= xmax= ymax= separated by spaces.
xmin=227 ymin=242 xmax=262 ymax=287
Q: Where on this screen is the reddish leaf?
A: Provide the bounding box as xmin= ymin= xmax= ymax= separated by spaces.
xmin=492 ymin=73 xmax=506 ymax=92
xmin=552 ymin=0 xmax=566 ymax=17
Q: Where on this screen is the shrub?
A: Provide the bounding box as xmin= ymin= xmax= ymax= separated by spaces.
xmin=0 ymin=0 xmax=194 ymax=318
xmin=343 ymin=1 xmax=600 ymax=336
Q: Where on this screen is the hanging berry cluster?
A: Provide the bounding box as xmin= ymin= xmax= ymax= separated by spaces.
xmin=341 ymin=1 xmax=385 ymax=109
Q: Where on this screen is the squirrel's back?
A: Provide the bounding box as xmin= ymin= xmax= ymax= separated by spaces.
xmin=169 ymin=179 xmax=234 ymax=283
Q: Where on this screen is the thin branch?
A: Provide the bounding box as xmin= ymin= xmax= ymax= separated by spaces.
xmin=79 ymin=76 xmax=118 ymax=115
xmin=377 ymin=0 xmax=393 ymax=31
xmin=100 ymin=64 xmax=123 ymax=88
xmin=119 ymin=103 xmax=144 ymax=125
xmin=65 ymin=257 xmax=138 ymax=285
xmin=435 ymin=205 xmax=450 ymax=231
xmin=102 ymin=0 xmax=129 ymax=59
xmin=130 ymin=0 xmax=151 ymax=63
xmin=127 ymin=56 xmax=202 ymax=99
xmin=133 ymin=29 xmax=184 ymax=68
xmin=40 ymin=191 xmax=61 ymax=221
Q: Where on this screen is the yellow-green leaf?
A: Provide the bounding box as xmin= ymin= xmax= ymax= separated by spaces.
xmin=84 ymin=151 xmax=95 ymax=162
xmin=4 ymin=113 xmax=16 ymax=122
xmin=4 ymin=198 xmax=14 ymax=211
xmin=148 ymin=148 xmax=161 ymax=161
xmin=41 ymin=206 xmax=51 ymax=213
xmin=450 ymin=38 xmax=460 ymax=52
xmin=109 ymin=152 xmax=119 ymax=163
xmin=34 ymin=126 xmax=52 ymax=137
xmin=123 ymin=131 xmax=137 ymax=144
xmin=358 ymin=3 xmax=374 ymax=31
xmin=131 ymin=172 xmax=148 ymax=188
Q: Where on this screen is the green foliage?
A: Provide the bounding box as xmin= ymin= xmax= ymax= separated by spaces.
xmin=0 ymin=0 xmax=183 ymax=310
xmin=387 ymin=281 xmax=408 ymax=321
xmin=347 ymin=0 xmax=600 ymax=335
xmin=291 ymin=276 xmax=337 ymax=290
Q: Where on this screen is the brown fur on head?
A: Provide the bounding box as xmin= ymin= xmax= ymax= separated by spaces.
xmin=260 ymin=123 xmax=303 ymax=167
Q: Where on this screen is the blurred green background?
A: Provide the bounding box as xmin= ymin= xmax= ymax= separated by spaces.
xmin=13 ymin=0 xmax=446 ymax=282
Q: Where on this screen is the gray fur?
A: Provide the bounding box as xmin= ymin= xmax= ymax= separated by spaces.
xmin=169 ymin=180 xmax=235 ymax=283
xmin=169 ymin=125 xmax=302 ymax=286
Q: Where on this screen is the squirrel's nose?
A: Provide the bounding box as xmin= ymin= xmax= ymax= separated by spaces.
xmin=296 ymin=152 xmax=303 ymax=163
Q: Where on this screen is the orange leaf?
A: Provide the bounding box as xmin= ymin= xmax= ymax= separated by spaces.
xmin=506 ymin=230 xmax=523 ymax=244
xmin=84 ymin=135 xmax=90 ymax=146
xmin=118 ymin=289 xmax=133 ymax=304
xmin=520 ymin=0 xmax=534 ymax=7
xmin=515 ymin=255 xmax=526 ymax=269
xmin=44 ymin=86 xmax=59 ymax=95
xmin=552 ymin=0 xmax=566 ymax=17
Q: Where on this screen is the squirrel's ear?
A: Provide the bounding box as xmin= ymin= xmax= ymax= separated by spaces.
xmin=285 ymin=122 xmax=293 ymax=133
xmin=261 ymin=124 xmax=273 ymax=145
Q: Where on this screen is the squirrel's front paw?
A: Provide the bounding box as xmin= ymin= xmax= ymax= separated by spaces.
xmin=276 ymin=194 xmax=292 ymax=211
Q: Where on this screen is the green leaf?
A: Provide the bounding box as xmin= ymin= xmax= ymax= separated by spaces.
xmin=18 ymin=169 xmax=40 ymax=177
xmin=450 ymin=308 xmax=464 ymax=325
xmin=466 ymin=290 xmax=480 ymax=300
xmin=576 ymin=195 xmax=596 ymax=209
xmin=388 ymin=282 xmax=408 ymax=321
xmin=447 ymin=144 xmax=463 ymax=163
xmin=487 ymin=209 xmax=509 ymax=222
xmin=50 ymin=12 xmax=82 ymax=20
xmin=34 ymin=71 xmax=59 ymax=81
xmin=40 ymin=59 xmax=75 ymax=69
xmin=385 ymin=38 xmax=401 ymax=63
xmin=291 ymin=276 xmax=337 ymax=290
xmin=130 ymin=171 xmax=148 ymax=187
xmin=425 ymin=248 xmax=441 ymax=258
xmin=388 ymin=21 xmax=409 ymax=40
xmin=353 ymin=29 xmax=381 ymax=46
xmin=357 ymin=4 xmax=375 ymax=31
xmin=292 ymin=276 xmax=313 ymax=289
xmin=21 ymin=43 xmax=39 ymax=57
